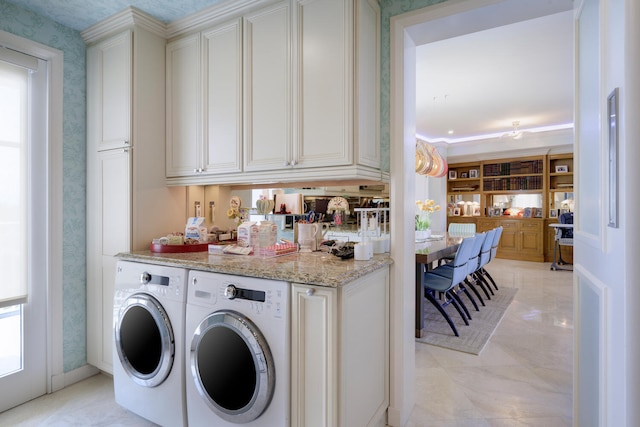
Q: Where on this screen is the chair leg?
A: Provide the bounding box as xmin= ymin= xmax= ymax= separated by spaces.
xmin=424 ymin=289 xmax=459 ymax=337
xmin=448 ymin=290 xmax=470 ymax=325
xmin=480 ymin=267 xmax=499 ymax=290
xmin=458 ymin=283 xmax=480 ymax=311
xmin=472 ymin=272 xmax=493 ymax=298
xmin=464 ymin=277 xmax=486 ymax=306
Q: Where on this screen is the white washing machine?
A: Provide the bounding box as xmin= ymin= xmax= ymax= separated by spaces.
xmin=185 ymin=270 xmax=290 ymax=427
xmin=112 ymin=261 xmax=188 ymax=427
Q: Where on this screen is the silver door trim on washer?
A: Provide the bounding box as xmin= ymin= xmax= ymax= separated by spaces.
xmin=190 ymin=309 xmax=275 ymax=423
xmin=115 ymin=293 xmax=174 ymax=387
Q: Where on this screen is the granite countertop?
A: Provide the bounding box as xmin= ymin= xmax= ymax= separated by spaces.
xmin=116 ymin=250 xmax=393 ymax=288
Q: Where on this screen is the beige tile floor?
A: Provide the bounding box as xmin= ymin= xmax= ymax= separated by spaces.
xmin=0 ymin=259 xmax=572 ymax=427
xmin=409 ymin=258 xmax=573 ymax=427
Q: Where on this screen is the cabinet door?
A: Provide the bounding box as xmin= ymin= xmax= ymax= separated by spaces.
xmin=244 ymin=1 xmax=292 ymax=171
xmin=355 ymin=0 xmax=380 ymax=168
xmin=498 ymin=220 xmax=518 ymax=253
xmin=166 ymin=34 xmax=201 ymax=177
xmin=87 ymin=31 xmax=131 ymax=152
xmin=87 ymin=148 xmax=131 ymax=372
xmin=291 ymin=284 xmax=337 ymax=427
xmin=203 ymin=19 xmax=243 ymax=174
xmin=519 ymin=221 xmax=543 ymax=256
xmin=295 ymin=0 xmax=351 ymax=168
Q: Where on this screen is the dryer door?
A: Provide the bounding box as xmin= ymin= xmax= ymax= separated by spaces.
xmin=190 ymin=310 xmax=275 ymax=423
xmin=114 ymin=293 xmax=174 ymax=387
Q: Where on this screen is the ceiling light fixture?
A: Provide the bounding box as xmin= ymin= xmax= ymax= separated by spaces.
xmin=503 ymin=120 xmax=524 ymax=140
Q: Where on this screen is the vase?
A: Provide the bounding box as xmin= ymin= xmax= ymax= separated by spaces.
xmin=416 ymin=229 xmax=432 ymax=240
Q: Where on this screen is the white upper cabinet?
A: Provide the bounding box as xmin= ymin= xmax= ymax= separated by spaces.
xmin=244 ymin=2 xmax=292 ymax=171
xmin=295 ymin=0 xmax=352 ymax=168
xmin=166 ymin=33 xmax=201 ymax=177
xmin=165 ymin=0 xmax=382 ymax=185
xmin=87 ymin=30 xmax=131 ymax=152
xmin=203 ymin=19 xmax=243 ymax=174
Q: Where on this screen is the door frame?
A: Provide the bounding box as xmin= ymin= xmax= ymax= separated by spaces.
xmin=0 ymin=30 xmax=64 ymax=394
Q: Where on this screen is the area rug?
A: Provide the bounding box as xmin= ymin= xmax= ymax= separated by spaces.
xmin=416 ymin=287 xmax=518 ymax=355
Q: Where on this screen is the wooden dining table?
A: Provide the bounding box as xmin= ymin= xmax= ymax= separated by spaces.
xmin=415 ymin=233 xmax=465 ymax=338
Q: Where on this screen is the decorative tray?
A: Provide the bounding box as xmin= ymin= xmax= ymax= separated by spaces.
xmin=150 ymin=242 xmax=210 ymax=253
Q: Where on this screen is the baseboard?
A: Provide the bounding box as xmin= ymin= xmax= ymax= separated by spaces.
xmin=50 ymin=364 xmax=100 ymax=392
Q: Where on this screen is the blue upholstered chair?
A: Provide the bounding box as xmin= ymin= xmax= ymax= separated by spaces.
xmin=422 ymin=235 xmax=477 ymax=337
xmin=478 ymin=226 xmax=502 ymax=291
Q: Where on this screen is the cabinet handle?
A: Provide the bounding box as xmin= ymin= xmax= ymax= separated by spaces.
xmin=306 ymin=288 xmax=315 ymax=296
xmin=122 ymin=140 xmax=129 ymax=145
xmin=290 ymin=159 xmax=298 ymax=166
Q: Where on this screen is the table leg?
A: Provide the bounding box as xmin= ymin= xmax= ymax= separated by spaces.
xmin=415 ymin=262 xmax=424 ymax=338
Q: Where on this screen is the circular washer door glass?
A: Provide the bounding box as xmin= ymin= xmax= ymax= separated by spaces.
xmin=115 ymin=293 xmax=174 ymax=387
xmin=191 ymin=310 xmax=275 ymax=423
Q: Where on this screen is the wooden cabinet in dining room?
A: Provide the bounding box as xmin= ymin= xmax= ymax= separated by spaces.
xmin=476 ymin=218 xmax=544 ymax=262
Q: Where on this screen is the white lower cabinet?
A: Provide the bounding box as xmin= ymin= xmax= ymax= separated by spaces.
xmin=291 ymin=267 xmax=389 ymax=427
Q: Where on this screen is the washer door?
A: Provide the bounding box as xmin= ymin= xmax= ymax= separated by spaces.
xmin=115 ymin=293 xmax=174 ymax=387
xmin=191 ymin=310 xmax=275 ymax=423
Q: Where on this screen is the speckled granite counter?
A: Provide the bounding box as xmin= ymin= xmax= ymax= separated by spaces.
xmin=116 ymin=250 xmax=393 ymax=288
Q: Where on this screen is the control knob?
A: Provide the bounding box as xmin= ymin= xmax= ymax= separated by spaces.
xmin=223 ymin=284 xmax=238 ymax=299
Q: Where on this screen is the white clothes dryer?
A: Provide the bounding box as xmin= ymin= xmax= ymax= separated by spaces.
xmin=113 ymin=261 xmax=188 ymax=427
xmin=185 ymin=270 xmax=290 ymax=427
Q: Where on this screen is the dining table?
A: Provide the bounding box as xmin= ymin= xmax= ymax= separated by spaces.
xmin=415 ymin=233 xmax=466 ymax=338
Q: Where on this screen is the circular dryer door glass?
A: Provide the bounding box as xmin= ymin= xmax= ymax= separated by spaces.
xmin=191 ymin=310 xmax=275 ymax=423
xmin=115 ymin=293 xmax=175 ymax=387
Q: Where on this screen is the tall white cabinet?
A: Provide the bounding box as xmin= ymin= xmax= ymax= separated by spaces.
xmin=84 ymin=11 xmax=186 ymax=373
xmin=165 ymin=0 xmax=382 ymax=186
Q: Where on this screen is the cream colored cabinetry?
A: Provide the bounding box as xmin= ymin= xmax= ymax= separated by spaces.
xmin=85 ymin=17 xmax=186 ymax=373
xmin=243 ymin=1 xmax=292 ymax=171
xmin=165 ymin=0 xmax=381 ymax=185
xmin=166 ymin=33 xmax=200 ymax=177
xmin=291 ymin=267 xmax=389 ymax=427
xmin=166 ymin=19 xmax=243 ymax=178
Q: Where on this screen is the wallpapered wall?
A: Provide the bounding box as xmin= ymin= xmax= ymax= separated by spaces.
xmin=0 ymin=0 xmax=448 ymax=375
xmin=0 ymin=0 xmax=87 ymax=372
xmin=379 ymin=0 xmax=446 ymax=172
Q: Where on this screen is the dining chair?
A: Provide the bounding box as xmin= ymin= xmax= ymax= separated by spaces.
xmin=470 ymin=227 xmax=497 ymax=300
xmin=433 ymin=232 xmax=487 ymax=309
xmin=422 ymin=235 xmax=477 ymax=337
xmin=447 ymin=222 xmax=476 ymax=236
xmin=478 ymin=226 xmax=502 ymax=291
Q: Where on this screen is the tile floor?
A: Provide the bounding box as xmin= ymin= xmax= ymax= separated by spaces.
xmin=0 ymin=259 xmax=573 ymax=427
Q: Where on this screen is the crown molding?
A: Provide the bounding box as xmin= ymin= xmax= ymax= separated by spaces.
xmin=81 ymin=6 xmax=167 ymax=44
xmin=165 ymin=0 xmax=274 ymax=39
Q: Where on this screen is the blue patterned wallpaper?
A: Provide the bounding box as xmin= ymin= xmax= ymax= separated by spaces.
xmin=0 ymin=0 xmax=87 ymax=372
xmin=379 ymin=0 xmax=447 ymax=172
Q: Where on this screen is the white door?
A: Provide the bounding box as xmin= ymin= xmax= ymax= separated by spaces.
xmin=0 ymin=49 xmax=48 ymax=412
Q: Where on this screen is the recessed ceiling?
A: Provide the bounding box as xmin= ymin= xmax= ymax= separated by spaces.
xmin=412 ymin=1 xmax=574 ymax=144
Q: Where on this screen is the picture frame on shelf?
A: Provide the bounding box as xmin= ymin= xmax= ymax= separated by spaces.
xmin=493 ymin=207 xmax=503 ymax=217
xmin=460 ymin=172 xmax=468 ymax=178
xmin=472 ymin=206 xmax=481 ymax=216
xmin=449 ymin=170 xmax=457 ymax=179
xmin=533 ymin=207 xmax=543 ymax=218
xmin=555 ymin=165 xmax=569 ymax=173
xmin=550 ymin=209 xmax=558 ymax=218
xmin=469 ymin=169 xmax=479 ymax=178
xmin=523 ymin=207 xmax=532 ymax=218
xmin=452 ymin=207 xmax=461 ymax=216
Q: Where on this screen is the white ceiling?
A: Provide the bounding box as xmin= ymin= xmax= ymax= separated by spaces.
xmin=6 ymin=0 xmax=575 ymax=146
xmin=410 ymin=0 xmax=575 ymax=144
